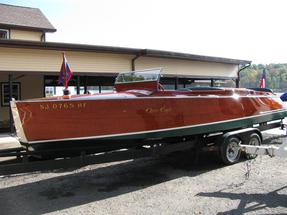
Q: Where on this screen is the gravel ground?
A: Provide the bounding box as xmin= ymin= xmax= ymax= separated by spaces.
xmin=0 ymin=130 xmax=286 ymax=215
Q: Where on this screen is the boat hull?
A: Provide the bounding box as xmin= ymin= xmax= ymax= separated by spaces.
xmin=12 ymin=94 xmax=287 ymax=149
xmin=23 ymin=108 xmax=286 ymax=155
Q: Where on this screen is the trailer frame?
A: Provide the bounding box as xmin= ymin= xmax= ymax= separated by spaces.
xmin=0 ymin=121 xmax=283 ymax=176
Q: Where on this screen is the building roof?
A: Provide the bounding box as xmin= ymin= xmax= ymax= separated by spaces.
xmin=0 ymin=4 xmax=56 ymax=32
xmin=142 ymin=49 xmax=251 ymax=65
xmin=0 ymin=39 xmax=251 ymax=65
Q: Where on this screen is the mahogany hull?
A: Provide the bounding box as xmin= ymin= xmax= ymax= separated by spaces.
xmin=11 ymin=91 xmax=287 ymax=149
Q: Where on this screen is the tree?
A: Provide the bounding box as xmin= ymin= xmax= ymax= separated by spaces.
xmin=240 ymin=63 xmax=287 ymax=92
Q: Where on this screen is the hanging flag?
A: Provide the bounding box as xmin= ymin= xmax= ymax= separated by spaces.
xmin=259 ymin=69 xmax=266 ymax=88
xmin=58 ymin=53 xmax=73 ymax=89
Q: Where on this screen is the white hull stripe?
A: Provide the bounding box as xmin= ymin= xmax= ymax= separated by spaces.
xmin=27 ymin=109 xmax=287 ymax=145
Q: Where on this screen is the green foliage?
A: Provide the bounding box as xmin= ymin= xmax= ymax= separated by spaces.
xmin=240 ymin=63 xmax=287 ymax=92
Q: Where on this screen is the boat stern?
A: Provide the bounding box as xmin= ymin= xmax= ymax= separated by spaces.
xmin=10 ymin=99 xmax=28 ymax=143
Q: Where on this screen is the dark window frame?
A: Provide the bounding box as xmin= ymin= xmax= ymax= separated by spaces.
xmin=0 ymin=29 xmax=9 ymax=39
xmin=1 ymin=82 xmax=21 ymax=106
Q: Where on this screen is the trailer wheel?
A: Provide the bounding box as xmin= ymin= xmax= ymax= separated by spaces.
xmin=245 ymin=133 xmax=261 ymax=159
xmin=220 ymin=136 xmax=241 ymax=165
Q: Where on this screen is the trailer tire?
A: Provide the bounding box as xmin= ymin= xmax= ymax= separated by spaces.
xmin=245 ymin=133 xmax=261 ymax=159
xmin=220 ymin=136 xmax=241 ymax=165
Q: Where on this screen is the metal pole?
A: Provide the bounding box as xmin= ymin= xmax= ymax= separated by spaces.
xmin=76 ymin=76 xmax=80 ymax=94
xmin=84 ymin=76 xmax=88 ymax=94
xmin=8 ymin=74 xmax=14 ymax=133
xmin=175 ymin=77 xmax=179 ymax=90
xmin=237 ymin=63 xmax=251 ymax=88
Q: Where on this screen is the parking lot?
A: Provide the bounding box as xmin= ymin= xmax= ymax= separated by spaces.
xmin=0 ymin=130 xmax=286 ymax=215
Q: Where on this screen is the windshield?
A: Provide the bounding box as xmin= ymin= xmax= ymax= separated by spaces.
xmin=115 ymin=69 xmax=161 ymax=84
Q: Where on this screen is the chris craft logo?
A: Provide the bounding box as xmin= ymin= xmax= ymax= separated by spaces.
xmin=39 ymin=102 xmax=87 ymax=110
xmin=145 ymin=106 xmax=172 ymax=114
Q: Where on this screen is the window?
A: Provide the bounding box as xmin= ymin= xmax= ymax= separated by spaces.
xmin=0 ymin=29 xmax=9 ymax=39
xmin=87 ymin=86 xmax=100 ymax=94
xmin=191 ymin=80 xmax=212 ymax=87
xmin=160 ymin=77 xmax=176 ymax=90
xmin=214 ymin=79 xmax=236 ymax=88
xmin=1 ymin=82 xmax=21 ymax=106
xmin=44 ymin=75 xmax=116 ymax=96
xmin=45 ymin=86 xmax=55 ymax=97
xmin=45 ymin=86 xmax=78 ymax=96
xmin=101 ymin=86 xmax=114 ymax=93
xmin=163 ymin=84 xmax=176 ymax=90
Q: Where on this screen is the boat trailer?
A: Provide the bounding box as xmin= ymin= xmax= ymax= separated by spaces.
xmin=0 ymin=139 xmax=199 ymax=176
xmin=0 ymin=121 xmax=283 ymax=176
xmin=241 ymin=142 xmax=287 ymax=157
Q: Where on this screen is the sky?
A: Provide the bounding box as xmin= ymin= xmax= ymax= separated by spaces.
xmin=1 ymin=0 xmax=287 ymax=64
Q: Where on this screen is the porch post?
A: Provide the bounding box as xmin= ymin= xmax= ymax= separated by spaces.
xmin=175 ymin=77 xmax=179 ymax=90
xmin=211 ymin=78 xmax=214 ymax=87
xmin=8 ymin=74 xmax=14 ymax=133
xmin=84 ymin=76 xmax=88 ymax=94
xmin=76 ymin=76 xmax=80 ymax=94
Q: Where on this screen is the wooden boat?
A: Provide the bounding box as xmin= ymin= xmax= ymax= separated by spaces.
xmin=10 ymin=68 xmax=287 ymax=152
